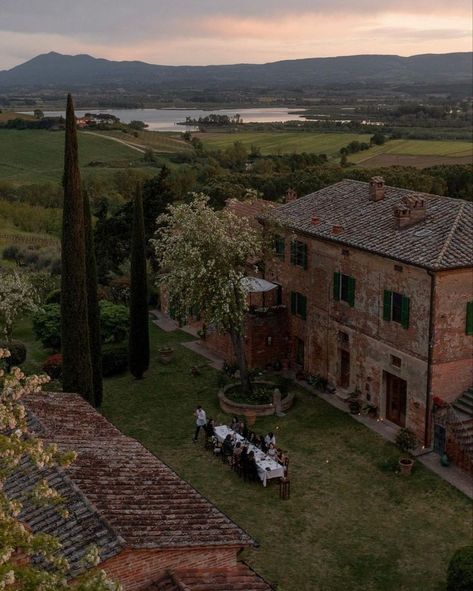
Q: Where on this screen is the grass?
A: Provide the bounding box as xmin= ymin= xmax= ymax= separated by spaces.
xmin=349 ymin=139 xmax=473 ymax=163
xmin=91 ymin=129 xmax=193 ymax=153
xmin=0 ymin=129 xmax=145 ymax=183
xmin=13 ymin=318 xmax=472 ymax=590
xmin=198 ymin=131 xmax=372 ymax=156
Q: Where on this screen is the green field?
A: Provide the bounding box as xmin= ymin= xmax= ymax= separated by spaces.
xmin=15 ymin=317 xmax=472 ymax=591
xmin=349 ymin=139 xmax=473 ymax=162
xmin=0 ymin=129 xmax=144 ymax=183
xmin=93 ymin=129 xmax=192 ymax=153
xmin=198 ymin=131 xmax=372 ymax=156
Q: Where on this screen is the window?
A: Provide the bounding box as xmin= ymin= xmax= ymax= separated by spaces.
xmin=290 ymin=291 xmax=307 ymax=320
xmin=383 ymin=290 xmax=410 ymax=329
xmin=333 ymin=272 xmax=355 ymax=307
xmin=274 ymin=236 xmax=285 ymax=260
xmin=391 ymin=355 xmax=402 ymax=368
xmin=290 ymin=240 xmax=308 ymax=269
xmin=466 ymin=301 xmax=473 ymax=335
xmin=295 ymin=338 xmax=305 ymax=366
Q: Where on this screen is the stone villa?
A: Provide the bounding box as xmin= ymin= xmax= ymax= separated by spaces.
xmin=202 ymin=179 xmax=473 ymax=467
xmin=10 ymin=392 xmax=274 ymax=591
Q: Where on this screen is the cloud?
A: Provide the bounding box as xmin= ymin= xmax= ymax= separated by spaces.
xmin=0 ymin=0 xmax=471 ymax=69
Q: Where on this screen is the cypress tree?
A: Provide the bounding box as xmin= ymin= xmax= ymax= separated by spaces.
xmin=129 ymin=185 xmax=150 ymax=379
xmin=61 ymin=94 xmax=94 ymax=403
xmin=84 ymin=190 xmax=103 ymax=407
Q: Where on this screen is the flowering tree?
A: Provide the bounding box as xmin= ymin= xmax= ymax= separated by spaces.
xmin=0 ymin=348 xmax=121 ymax=590
xmin=0 ymin=270 xmax=38 ymax=341
xmin=152 ymin=194 xmax=262 ymax=392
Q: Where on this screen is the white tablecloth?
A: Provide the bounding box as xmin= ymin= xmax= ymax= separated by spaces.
xmin=214 ymin=425 xmax=284 ymax=486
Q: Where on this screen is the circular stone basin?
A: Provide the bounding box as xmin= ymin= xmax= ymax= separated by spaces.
xmin=218 ymin=380 xmax=295 ymax=417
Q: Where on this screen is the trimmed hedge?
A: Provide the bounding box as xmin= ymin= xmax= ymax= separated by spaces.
xmin=0 ymin=340 xmax=27 ymax=368
xmin=447 ymin=545 xmax=473 ymax=591
xmin=102 ymin=343 xmax=128 ymax=377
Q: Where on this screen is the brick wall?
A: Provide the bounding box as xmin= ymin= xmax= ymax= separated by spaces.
xmin=99 ymin=546 xmax=238 ymax=591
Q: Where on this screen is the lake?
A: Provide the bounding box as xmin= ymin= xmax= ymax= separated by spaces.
xmin=21 ymin=107 xmax=306 ymax=131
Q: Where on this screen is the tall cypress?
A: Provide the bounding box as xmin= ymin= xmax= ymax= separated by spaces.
xmin=129 ymin=185 xmax=150 ymax=379
xmin=61 ymin=94 xmax=94 ymax=403
xmin=84 ymin=190 xmax=103 ymax=407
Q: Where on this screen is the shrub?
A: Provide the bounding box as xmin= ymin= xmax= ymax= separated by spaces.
xmin=99 ymin=300 xmax=129 ymax=343
xmin=101 ymin=343 xmax=128 ymax=377
xmin=45 ymin=289 xmax=61 ymax=304
xmin=43 ymin=353 xmax=62 ymax=380
xmin=0 ymin=340 xmax=27 ymax=368
xmin=32 ymin=304 xmax=61 ymax=350
xmin=395 ymin=427 xmax=418 ymax=455
xmin=2 ymin=245 xmax=20 ymax=261
xmin=447 ymin=546 xmax=473 ymax=591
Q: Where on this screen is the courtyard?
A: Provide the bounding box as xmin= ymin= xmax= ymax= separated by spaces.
xmin=99 ymin=322 xmax=471 ymax=591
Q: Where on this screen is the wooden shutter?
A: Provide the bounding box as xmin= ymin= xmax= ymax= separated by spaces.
xmin=290 ymin=291 xmax=297 ymax=315
xmin=348 ymin=276 xmax=356 ymax=308
xmin=383 ymin=290 xmax=392 ymax=321
xmin=290 ymin=241 xmax=296 ymax=265
xmin=466 ymin=301 xmax=473 ymax=335
xmin=401 ymin=295 xmax=410 ymax=329
xmin=302 ymin=243 xmax=308 ymax=269
xmin=300 ymin=295 xmax=307 ymax=320
xmin=333 ymin=272 xmax=341 ymax=301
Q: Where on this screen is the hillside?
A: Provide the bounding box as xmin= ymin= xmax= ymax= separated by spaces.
xmin=0 ymin=51 xmax=471 ymax=89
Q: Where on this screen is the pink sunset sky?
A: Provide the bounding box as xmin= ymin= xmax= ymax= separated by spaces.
xmin=0 ymin=0 xmax=471 ymax=69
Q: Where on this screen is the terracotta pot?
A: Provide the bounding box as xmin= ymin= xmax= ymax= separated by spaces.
xmin=399 ymin=457 xmax=414 ymax=476
xmin=158 ymin=348 xmax=174 ymax=364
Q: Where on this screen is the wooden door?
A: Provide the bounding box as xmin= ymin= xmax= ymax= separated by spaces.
xmin=339 ymin=349 xmax=350 ymax=389
xmin=385 ymin=372 xmax=407 ymax=426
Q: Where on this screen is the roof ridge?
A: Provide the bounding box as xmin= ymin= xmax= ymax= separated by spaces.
xmin=434 ymin=201 xmax=466 ymax=266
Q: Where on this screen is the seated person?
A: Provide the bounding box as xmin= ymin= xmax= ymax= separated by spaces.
xmin=204 ymin=418 xmax=216 ymax=438
xmin=238 ymin=421 xmax=248 ymax=439
xmin=233 ymin=441 xmax=242 ymax=458
xmin=267 ymin=442 xmax=278 ymax=459
xmin=246 ymin=450 xmax=259 ymax=481
xmin=222 ymin=434 xmax=234 ymax=457
xmin=230 ymin=416 xmax=239 ymax=431
xmin=247 ymin=431 xmax=257 ymax=444
xmin=264 ymin=431 xmax=276 ymax=447
xmin=257 ymin=435 xmax=268 ymax=453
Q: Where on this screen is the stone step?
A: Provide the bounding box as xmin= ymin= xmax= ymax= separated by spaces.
xmin=462 ymin=391 xmax=473 ymax=404
xmin=452 ymin=399 xmax=473 ymax=417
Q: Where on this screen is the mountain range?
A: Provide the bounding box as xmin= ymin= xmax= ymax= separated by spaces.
xmin=0 ymin=51 xmax=471 ymax=89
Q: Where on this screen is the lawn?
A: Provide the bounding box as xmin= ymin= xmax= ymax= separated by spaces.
xmin=14 ymin=317 xmax=472 ymax=590
xmin=0 ymin=129 xmax=145 ymax=183
xmin=198 ymin=131 xmax=371 ymax=156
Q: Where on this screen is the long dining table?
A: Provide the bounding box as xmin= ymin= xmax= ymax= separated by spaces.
xmin=214 ymin=425 xmax=284 ymax=486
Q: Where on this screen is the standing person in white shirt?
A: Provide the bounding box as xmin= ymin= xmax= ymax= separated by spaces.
xmin=193 ymin=405 xmax=207 ymax=443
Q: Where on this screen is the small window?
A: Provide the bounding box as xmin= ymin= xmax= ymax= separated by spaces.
xmin=383 ymin=290 xmax=410 ymax=329
xmin=290 ymin=291 xmax=307 ymax=320
xmin=290 ymin=240 xmax=308 ymax=269
xmin=466 ymin=301 xmax=473 ymax=335
xmin=333 ymin=272 xmax=355 ymax=307
xmin=391 ymin=355 xmax=402 ymax=368
xmin=394 ymin=264 xmax=403 ymax=272
xmin=274 ymin=237 xmax=285 ymax=260
xmin=295 ymin=337 xmax=305 ymax=366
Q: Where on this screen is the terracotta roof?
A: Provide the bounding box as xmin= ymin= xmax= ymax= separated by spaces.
xmin=19 ymin=392 xmax=253 ymax=555
xmin=226 ymin=198 xmax=276 ymax=228
xmin=265 ymin=180 xmax=473 ymax=270
xmin=148 ymin=564 xmax=275 ymax=591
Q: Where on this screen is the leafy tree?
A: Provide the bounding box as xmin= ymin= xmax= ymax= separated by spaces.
xmin=447 ymin=545 xmax=473 ymax=591
xmin=0 ymin=348 xmax=121 ymax=590
xmin=128 ymin=120 xmax=147 ymax=130
xmin=129 ymin=187 xmax=150 ymax=379
xmin=0 ymin=270 xmax=38 ymax=341
xmin=60 ymin=94 xmax=94 ymax=404
xmin=33 ymin=108 xmax=44 ymax=119
xmin=84 ymin=191 xmax=103 ymax=407
xmin=152 ymin=194 xmax=262 ymax=392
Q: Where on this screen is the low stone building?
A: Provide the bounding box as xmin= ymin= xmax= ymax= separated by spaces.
xmin=9 ymin=392 xmax=274 ymax=591
xmin=261 ymin=178 xmax=472 ymax=452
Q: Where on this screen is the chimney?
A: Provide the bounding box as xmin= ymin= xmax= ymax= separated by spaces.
xmin=369 ymin=176 xmax=385 ymax=201
xmin=394 ymin=195 xmax=426 ymax=229
xmin=285 ymin=188 xmax=297 ymax=203
xmin=331 ymin=224 xmax=344 ymax=235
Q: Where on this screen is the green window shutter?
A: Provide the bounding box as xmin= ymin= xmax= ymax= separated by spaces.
xmin=348 ymin=276 xmax=356 ymax=308
xmin=300 ymin=295 xmax=307 ymax=320
xmin=302 ymin=243 xmax=308 ymax=269
xmin=383 ymin=290 xmax=392 ymax=321
xmin=466 ymin=301 xmax=473 ymax=335
xmin=333 ymin=272 xmax=341 ymax=301
xmin=290 ymin=292 xmax=297 ymax=315
xmin=401 ymin=295 xmax=410 ymax=329
xmin=290 ymin=241 xmax=296 ymax=265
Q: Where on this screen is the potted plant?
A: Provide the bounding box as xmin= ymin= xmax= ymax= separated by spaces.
xmin=157 ymin=346 xmax=174 ymax=364
xmin=347 ymin=389 xmax=361 ymax=414
xmin=395 ymin=427 xmax=418 ymax=476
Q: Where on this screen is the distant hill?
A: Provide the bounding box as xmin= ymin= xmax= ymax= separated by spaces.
xmin=0 ymin=51 xmax=471 ymax=90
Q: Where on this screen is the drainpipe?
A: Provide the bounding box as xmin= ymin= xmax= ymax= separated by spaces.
xmin=425 ymin=270 xmax=436 ymax=448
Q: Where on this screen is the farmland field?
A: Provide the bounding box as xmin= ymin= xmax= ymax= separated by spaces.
xmin=91 ymin=129 xmax=192 ymax=153
xmin=198 ymin=131 xmax=372 ymax=156
xmin=0 ymin=129 xmax=145 ymax=183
